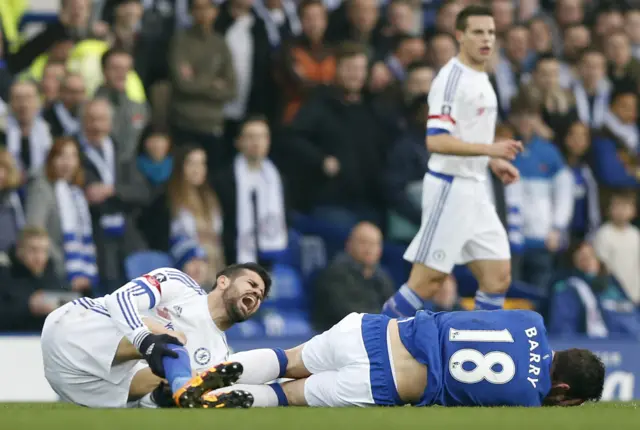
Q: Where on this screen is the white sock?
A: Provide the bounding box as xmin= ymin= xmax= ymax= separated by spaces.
xmin=229 ymin=348 xmax=287 ymax=384
xmin=211 ymin=384 xmax=280 ymax=407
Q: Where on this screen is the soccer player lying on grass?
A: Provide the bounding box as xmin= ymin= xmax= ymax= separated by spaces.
xmin=41 ymin=263 xmax=270 ymax=409
xmin=202 ymin=310 xmax=605 ymax=408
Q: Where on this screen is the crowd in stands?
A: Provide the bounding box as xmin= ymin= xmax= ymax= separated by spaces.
xmin=0 ymin=0 xmax=640 ymax=339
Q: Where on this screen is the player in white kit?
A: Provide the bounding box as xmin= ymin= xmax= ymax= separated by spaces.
xmin=41 ymin=263 xmax=271 ymax=408
xmin=382 ymin=5 xmax=524 ymax=318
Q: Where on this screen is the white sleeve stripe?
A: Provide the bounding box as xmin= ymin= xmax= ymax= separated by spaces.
xmin=444 ymin=65 xmax=463 ymax=104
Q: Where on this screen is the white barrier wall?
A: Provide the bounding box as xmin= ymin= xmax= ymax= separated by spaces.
xmin=0 ymin=337 xmax=58 ymax=402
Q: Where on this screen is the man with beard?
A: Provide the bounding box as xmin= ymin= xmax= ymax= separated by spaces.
xmin=40 ymin=263 xmax=271 ymax=409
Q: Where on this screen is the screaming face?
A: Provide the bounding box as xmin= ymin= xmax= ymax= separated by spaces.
xmin=222 ymin=271 xmax=266 ymax=323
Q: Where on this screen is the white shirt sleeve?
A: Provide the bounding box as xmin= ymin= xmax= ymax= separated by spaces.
xmin=427 ymin=66 xmax=464 ymax=134
xmin=103 ymin=268 xmax=203 ymax=349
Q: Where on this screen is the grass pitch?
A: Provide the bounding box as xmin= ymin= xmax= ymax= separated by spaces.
xmin=1 ymin=402 xmax=637 ymax=430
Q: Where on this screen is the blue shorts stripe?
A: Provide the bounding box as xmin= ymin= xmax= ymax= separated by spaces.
xmin=132 ymin=279 xmax=157 ymax=309
xmin=362 ymin=315 xmax=401 ymax=406
xmin=417 ymin=181 xmax=452 ymax=263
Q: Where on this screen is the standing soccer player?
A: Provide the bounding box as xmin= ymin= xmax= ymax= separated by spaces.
xmin=382 ymin=5 xmax=524 ymax=317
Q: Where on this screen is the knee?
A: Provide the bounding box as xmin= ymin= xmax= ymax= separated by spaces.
xmin=407 ymin=267 xmax=448 ymax=299
xmin=480 ymin=266 xmax=511 ymax=294
xmin=284 ymin=345 xmax=311 ymax=379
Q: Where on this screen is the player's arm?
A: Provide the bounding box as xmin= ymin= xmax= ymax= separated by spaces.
xmin=425 ymin=77 xmax=522 ymax=159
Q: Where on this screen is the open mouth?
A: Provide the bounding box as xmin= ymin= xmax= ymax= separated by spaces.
xmin=240 ymin=294 xmax=257 ymax=314
xmin=480 ymin=47 xmax=491 ymax=55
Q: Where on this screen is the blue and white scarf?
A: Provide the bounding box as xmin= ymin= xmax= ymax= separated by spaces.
xmin=80 ymin=136 xmax=125 ymax=237
xmin=573 ymin=79 xmax=611 ymax=129
xmin=169 ymin=208 xmax=213 ymax=269
xmin=53 ymin=102 xmax=81 ymax=136
xmin=55 ymin=180 xmax=98 ymax=284
xmin=6 ymin=115 xmax=52 ymax=176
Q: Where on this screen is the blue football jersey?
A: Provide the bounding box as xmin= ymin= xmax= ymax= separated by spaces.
xmin=434 ymin=310 xmax=553 ymax=407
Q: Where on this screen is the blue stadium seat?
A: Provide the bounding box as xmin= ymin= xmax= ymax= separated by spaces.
xmin=225 ymin=319 xmax=266 ymax=339
xmin=262 ymin=310 xmax=314 ymax=338
xmin=125 ymin=251 xmax=174 ymax=279
xmin=262 ymin=263 xmax=307 ymax=310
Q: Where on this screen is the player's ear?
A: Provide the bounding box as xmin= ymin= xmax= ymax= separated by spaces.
xmin=216 ymin=275 xmax=231 ymax=290
xmin=552 ymin=383 xmax=570 ymax=392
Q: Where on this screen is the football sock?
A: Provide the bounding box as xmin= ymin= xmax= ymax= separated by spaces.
xmin=382 ymin=284 xmax=426 ymax=318
xmin=230 ymin=348 xmax=288 ymax=384
xmin=162 ymin=344 xmax=193 ymax=394
xmin=210 ymin=384 xmax=285 ymax=407
xmin=474 ymin=291 xmax=506 ymax=310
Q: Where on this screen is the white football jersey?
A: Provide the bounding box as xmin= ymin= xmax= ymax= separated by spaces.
xmin=427 ymin=57 xmax=498 ymax=181
xmin=87 ymin=267 xmax=230 ymax=373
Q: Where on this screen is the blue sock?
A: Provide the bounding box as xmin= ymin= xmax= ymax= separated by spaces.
xmin=268 ymin=383 xmax=289 ymax=406
xmin=162 ymin=344 xmax=193 ymax=394
xmin=474 ymin=291 xmax=506 ymax=310
xmin=382 ymin=284 xmax=425 ymax=318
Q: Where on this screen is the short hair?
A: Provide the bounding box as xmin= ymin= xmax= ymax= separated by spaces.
xmin=579 ymin=47 xmax=605 ymax=63
xmin=18 ymin=226 xmax=50 ymax=245
xmin=610 ymin=189 xmax=637 ymax=205
xmin=241 ymin=114 xmax=269 ymax=130
xmin=335 ymin=41 xmax=367 ymax=64
xmin=298 ymin=0 xmax=324 ymax=16
xmin=45 ymin=137 xmax=85 ymax=187
xmin=391 ymin=33 xmax=421 ymax=52
xmin=0 ymin=149 xmax=21 ymax=189
xmin=406 ymin=60 xmax=432 ymax=75
xmin=215 ymin=263 xmax=273 ymax=298
xmin=552 ymin=349 xmax=605 ymax=403
xmin=505 ymin=23 xmax=529 ymax=38
xmin=100 ymin=47 xmax=131 ymax=70
xmin=429 ymin=31 xmax=456 ymax=45
xmin=534 ymin=53 xmax=559 ymax=70
xmin=610 ymin=82 xmax=637 ymax=106
xmin=510 ymin=92 xmax=539 ymax=116
xmin=455 ymin=5 xmax=492 ymax=32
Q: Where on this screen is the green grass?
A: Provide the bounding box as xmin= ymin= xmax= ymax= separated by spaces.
xmin=0 ymin=402 xmax=638 ymax=430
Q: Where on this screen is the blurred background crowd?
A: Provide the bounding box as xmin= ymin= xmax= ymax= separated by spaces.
xmin=0 ymin=0 xmax=640 ymax=340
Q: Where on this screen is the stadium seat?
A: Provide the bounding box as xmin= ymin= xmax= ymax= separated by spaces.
xmin=124 ymin=251 xmax=173 ymax=279
xmin=225 ymin=319 xmax=266 ymax=339
xmin=263 ymin=263 xmax=307 ymax=310
xmin=262 ymin=310 xmax=314 ymax=338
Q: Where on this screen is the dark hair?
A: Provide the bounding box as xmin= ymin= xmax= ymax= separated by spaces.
xmin=429 ymin=31 xmax=456 ymax=46
xmin=552 ymin=349 xmax=605 ymax=403
xmin=101 ymin=47 xmax=131 ymax=70
xmin=406 ymin=60 xmax=432 ymax=75
xmin=455 ymin=5 xmax=492 ymax=32
xmin=505 ymin=23 xmax=529 ymax=37
xmin=610 ymin=189 xmax=637 ymax=204
xmin=240 ymin=114 xmax=269 ymax=132
xmin=610 ymin=81 xmax=637 ymax=106
xmin=509 ymin=92 xmax=539 ymax=116
xmin=214 ymin=263 xmax=273 ymax=298
xmin=391 ymin=33 xmax=420 ymax=52
xmin=335 ymin=41 xmax=367 ymax=63
xmin=534 ymin=52 xmax=558 ymax=70
xmin=578 ymin=47 xmax=605 ymax=63
xmin=298 ymin=0 xmax=324 ymax=16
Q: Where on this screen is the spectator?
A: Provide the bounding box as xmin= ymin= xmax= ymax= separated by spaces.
xmin=518 ymin=53 xmax=576 ymax=139
xmin=572 ymin=49 xmax=611 ymax=129
xmin=554 ymin=0 xmax=585 ymax=36
xmin=548 ymin=241 xmax=640 ymax=339
xmin=285 ymin=42 xmax=390 ymax=229
xmin=429 ymin=31 xmax=457 ymax=71
xmin=559 ymin=121 xmax=600 ymax=246
xmin=624 ymin=8 xmax=640 ymax=61
xmin=594 ymin=191 xmax=640 ymax=306
xmin=593 ymin=6 xmax=624 ymax=49
xmin=424 ymin=0 xmax=462 ymax=40
xmin=215 ymin=116 xmax=288 ymax=265
xmin=79 ymin=98 xmax=150 ymax=293
xmin=0 ymin=149 xmax=24 ymax=252
xmin=510 ymin=96 xmax=574 ymax=290
xmin=25 ymin=137 xmax=97 ymax=293
xmin=40 ymin=61 xmax=66 ymax=109
xmin=169 ymin=0 xmax=236 ymax=173
xmin=109 ymin=0 xmax=144 ymax=53
xmin=384 ymin=93 xmax=428 ymax=241
xmin=136 ymin=130 xmax=173 ymax=197
xmin=96 ymin=48 xmax=149 ymax=163
xmin=42 ymin=72 xmax=86 ymax=138
xmin=326 ymin=0 xmax=381 ymax=51
xmin=141 ymin=145 xmax=224 ymax=286
xmin=254 ymin=0 xmax=303 ymax=45
xmin=370 ymin=33 xmax=425 ymax=95
xmin=604 ymin=31 xmax=640 ymax=91
xmin=377 ymin=0 xmax=419 ymax=56
xmin=494 ymin=25 xmax=533 ymax=117
xmin=387 ymin=60 xmax=433 ymax=134
xmin=311 ymin=221 xmax=395 ymax=331
xmin=0 ymin=227 xmax=74 ymax=332
xmin=560 ymin=24 xmax=591 ymax=86
xmin=591 ymin=86 xmax=640 ymax=189
xmin=528 ymin=16 xmax=554 ymax=56
xmin=0 ymin=81 xmax=52 ymax=178
xmin=491 ymin=0 xmax=514 ymax=41
xmin=216 ymin=0 xmax=275 ymax=139
xmin=277 ymin=0 xmax=336 ymax=124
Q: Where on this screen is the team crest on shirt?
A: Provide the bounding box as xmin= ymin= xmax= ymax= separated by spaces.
xmin=432 ymin=250 xmax=446 ymax=261
xmin=441 ymin=104 xmax=452 ymax=115
xmin=194 ymin=347 xmax=212 ymax=366
xmin=153 ymin=273 xmax=167 ymax=283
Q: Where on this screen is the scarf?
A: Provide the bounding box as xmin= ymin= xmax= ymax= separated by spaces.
xmin=53 ymin=102 xmax=80 ymax=136
xmin=573 ymin=79 xmax=610 ymax=128
xmin=137 ymin=155 xmax=173 ymax=185
xmin=55 ymin=180 xmax=98 ymax=284
xmin=234 ymin=155 xmax=287 ymax=264
xmin=568 ymin=276 xmax=609 ymax=338
xmin=603 ymin=110 xmax=639 ymax=154
xmin=6 ymin=115 xmax=52 ymax=176
xmin=254 ymin=0 xmax=301 ymax=47
xmin=169 ymin=208 xmax=210 ymax=269
xmin=3 ymin=189 xmax=25 ymax=228
xmin=494 ymin=56 xmax=519 ymax=114
xmin=80 ymin=136 xmax=125 ymax=237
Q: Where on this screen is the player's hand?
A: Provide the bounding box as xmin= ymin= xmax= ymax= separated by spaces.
xmin=489 ymin=159 xmax=520 ymax=185
xmin=139 ymin=333 xmax=184 ymax=378
xmin=323 ymin=156 xmax=340 ymax=177
xmin=545 ymin=230 xmax=562 ymax=252
xmin=488 ymin=139 xmax=523 ymax=160
xmin=71 ymin=276 xmax=92 ymax=292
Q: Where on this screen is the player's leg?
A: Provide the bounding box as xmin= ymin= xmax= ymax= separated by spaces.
xmin=383 ymin=173 xmax=470 ymax=317
xmin=462 ymin=196 xmax=512 ymax=310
